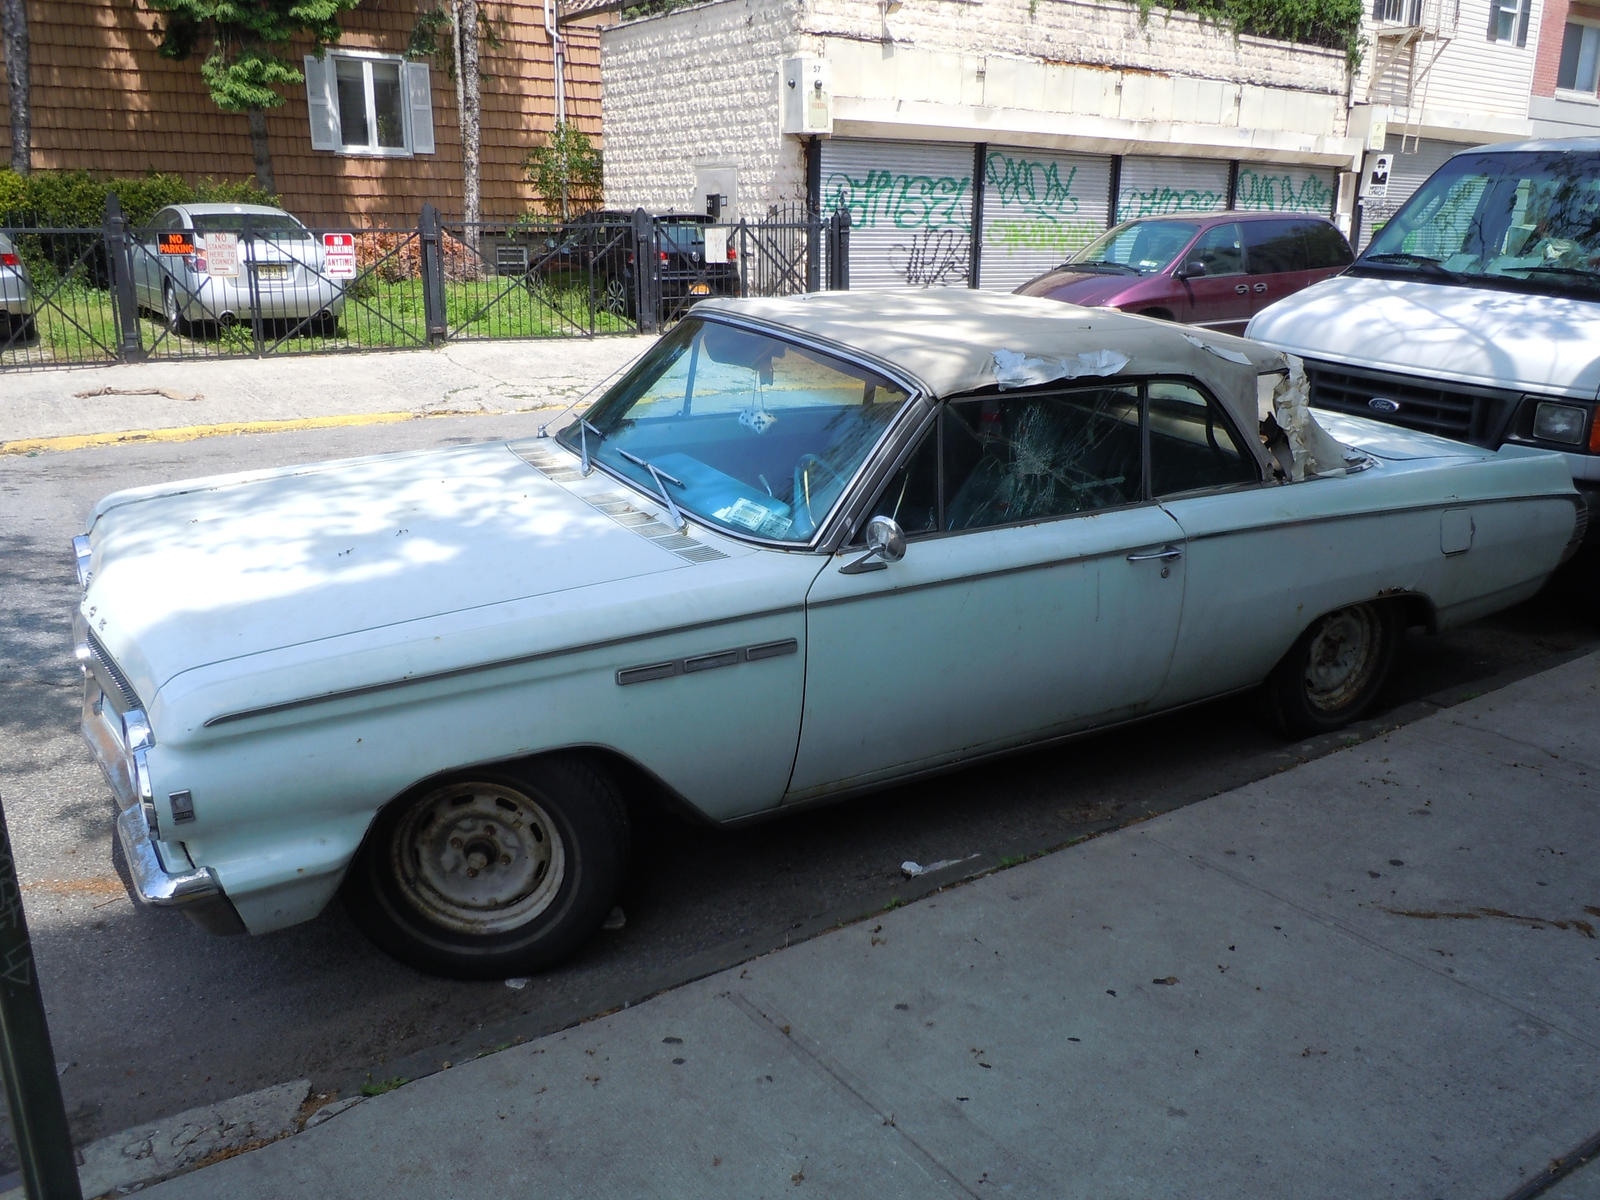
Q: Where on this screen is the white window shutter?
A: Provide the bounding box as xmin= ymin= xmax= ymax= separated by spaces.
xmin=305 ymin=54 xmax=339 ymax=151
xmin=407 ymin=61 xmax=435 ymax=155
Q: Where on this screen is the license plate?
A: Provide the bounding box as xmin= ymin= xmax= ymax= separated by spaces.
xmin=255 ymin=263 xmax=288 ymax=281
xmin=689 ymin=283 xmax=711 ymax=295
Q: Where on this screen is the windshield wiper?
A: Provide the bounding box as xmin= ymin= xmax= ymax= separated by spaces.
xmin=576 ymin=418 xmax=604 ymax=476
xmin=1066 ymin=259 xmax=1139 ymax=275
xmin=619 ymin=449 xmax=687 ymax=531
xmin=1360 ymin=252 xmax=1459 ymax=279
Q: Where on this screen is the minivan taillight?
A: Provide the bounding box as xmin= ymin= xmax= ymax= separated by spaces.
xmin=0 ymin=252 xmax=18 ymax=267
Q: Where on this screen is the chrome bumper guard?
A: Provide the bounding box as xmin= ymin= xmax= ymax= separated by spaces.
xmin=75 ymin=611 xmax=225 ymax=912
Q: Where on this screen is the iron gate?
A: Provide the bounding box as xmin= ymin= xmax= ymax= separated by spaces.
xmin=0 ymin=200 xmax=852 ymax=372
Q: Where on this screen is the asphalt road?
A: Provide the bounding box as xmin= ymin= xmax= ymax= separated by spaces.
xmin=2 ymin=416 xmax=1595 ymax=1170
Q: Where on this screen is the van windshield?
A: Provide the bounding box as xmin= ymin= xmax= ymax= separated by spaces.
xmin=1069 ymin=220 xmax=1199 ymax=275
xmin=1357 ymin=149 xmax=1600 ymax=297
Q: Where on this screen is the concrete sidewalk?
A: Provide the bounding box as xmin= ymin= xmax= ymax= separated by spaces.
xmin=0 ymin=337 xmax=654 ymax=451
xmin=106 ymin=652 xmax=1596 ymax=1200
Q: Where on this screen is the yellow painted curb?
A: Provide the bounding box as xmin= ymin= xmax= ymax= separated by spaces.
xmin=1 ymin=410 xmax=424 ymax=457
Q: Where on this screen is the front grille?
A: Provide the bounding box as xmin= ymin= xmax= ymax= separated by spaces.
xmin=1303 ymin=361 xmax=1519 ymax=446
xmin=86 ymin=630 xmax=143 ymax=714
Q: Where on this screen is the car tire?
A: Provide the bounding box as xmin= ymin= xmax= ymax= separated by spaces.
xmin=343 ymin=755 xmax=630 ymax=979
xmin=1262 ymin=601 xmax=1400 ymax=738
xmin=162 ymin=283 xmax=186 ymax=336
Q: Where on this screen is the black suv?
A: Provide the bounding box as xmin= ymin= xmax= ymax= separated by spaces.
xmin=557 ymin=210 xmax=740 ymax=322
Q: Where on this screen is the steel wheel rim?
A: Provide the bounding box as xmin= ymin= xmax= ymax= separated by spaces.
xmin=391 ymin=781 xmax=566 ymax=936
xmin=1302 ymin=606 xmax=1381 ymax=714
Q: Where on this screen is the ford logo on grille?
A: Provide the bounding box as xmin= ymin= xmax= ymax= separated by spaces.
xmin=1368 ymin=397 xmax=1401 ymax=414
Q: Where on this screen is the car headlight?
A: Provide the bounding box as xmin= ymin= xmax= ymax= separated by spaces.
xmin=1532 ymin=401 xmax=1589 ymax=446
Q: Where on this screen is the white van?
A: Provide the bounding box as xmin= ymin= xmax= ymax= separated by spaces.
xmin=1247 ymin=136 xmax=1600 ymax=539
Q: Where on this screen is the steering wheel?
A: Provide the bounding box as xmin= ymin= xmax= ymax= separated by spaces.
xmin=792 ymin=453 xmax=845 ymax=534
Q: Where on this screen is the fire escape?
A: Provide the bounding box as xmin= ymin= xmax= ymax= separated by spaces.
xmin=1367 ymin=0 xmax=1457 ymax=153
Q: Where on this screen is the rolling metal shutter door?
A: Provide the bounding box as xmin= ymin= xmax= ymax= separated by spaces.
xmin=977 ymin=146 xmax=1114 ymax=292
xmin=818 ymin=139 xmax=974 ymax=290
xmin=1234 ymin=163 xmax=1338 ymax=215
xmin=1116 ymin=157 xmax=1230 ymax=221
xmin=1356 ymin=137 xmax=1460 ymax=249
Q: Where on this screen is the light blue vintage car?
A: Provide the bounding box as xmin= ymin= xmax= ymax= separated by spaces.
xmin=73 ymin=291 xmax=1582 ymax=978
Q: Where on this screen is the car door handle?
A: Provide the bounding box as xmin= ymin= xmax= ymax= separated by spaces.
xmin=1126 ymin=545 xmax=1183 ymax=563
xmin=1234 ymin=284 xmax=1249 ymax=295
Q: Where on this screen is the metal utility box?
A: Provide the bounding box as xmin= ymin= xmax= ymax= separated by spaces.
xmin=781 ymin=55 xmax=833 ymax=135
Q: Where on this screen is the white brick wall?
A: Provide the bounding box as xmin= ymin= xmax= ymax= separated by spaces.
xmin=602 ymin=0 xmax=809 ymax=216
xmin=603 ymin=0 xmax=1357 ymax=215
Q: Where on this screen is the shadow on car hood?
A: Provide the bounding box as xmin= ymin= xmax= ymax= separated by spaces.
xmin=81 ymin=440 xmax=720 ymax=702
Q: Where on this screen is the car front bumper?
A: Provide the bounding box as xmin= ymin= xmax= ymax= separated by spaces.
xmin=75 ymin=609 xmax=244 ymax=933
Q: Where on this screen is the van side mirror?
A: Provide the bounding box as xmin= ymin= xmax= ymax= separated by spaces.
xmin=1177 ymin=260 xmax=1207 ymax=279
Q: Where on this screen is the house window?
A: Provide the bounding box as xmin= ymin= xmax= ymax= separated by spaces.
xmin=304 ymin=51 xmax=436 ymax=157
xmin=1486 ymin=0 xmax=1531 ymax=46
xmin=1372 ymin=0 xmax=1421 ymax=24
xmin=1558 ymin=21 xmax=1600 ymax=93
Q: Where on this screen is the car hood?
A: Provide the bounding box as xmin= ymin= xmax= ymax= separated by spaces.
xmin=1247 ymin=274 xmax=1600 ymax=399
xmin=81 ymin=440 xmax=737 ymax=706
xmin=1013 ymin=269 xmax=1140 ymax=307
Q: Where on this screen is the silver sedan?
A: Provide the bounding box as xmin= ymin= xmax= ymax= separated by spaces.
xmin=130 ymin=203 xmax=346 ymax=336
xmin=0 ymin=231 xmax=33 ymax=339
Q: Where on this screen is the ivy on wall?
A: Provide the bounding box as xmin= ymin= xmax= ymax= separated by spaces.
xmin=1132 ymin=0 xmax=1365 ymax=69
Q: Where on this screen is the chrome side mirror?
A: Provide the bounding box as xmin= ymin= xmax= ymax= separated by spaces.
xmin=840 ymin=515 xmax=907 ymax=575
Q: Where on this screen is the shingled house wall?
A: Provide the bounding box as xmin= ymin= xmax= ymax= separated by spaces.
xmin=0 ymin=0 xmax=605 ymax=225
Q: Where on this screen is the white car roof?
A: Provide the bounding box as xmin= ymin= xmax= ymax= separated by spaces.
xmin=696 ymin=289 xmax=1289 ymax=425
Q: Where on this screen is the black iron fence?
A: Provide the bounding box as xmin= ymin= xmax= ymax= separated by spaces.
xmin=0 ymin=201 xmax=852 ymax=371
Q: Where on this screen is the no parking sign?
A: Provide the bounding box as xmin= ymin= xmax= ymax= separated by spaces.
xmin=323 ymin=233 xmax=357 ymax=280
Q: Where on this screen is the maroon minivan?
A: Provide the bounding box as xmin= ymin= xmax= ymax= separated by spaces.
xmin=1015 ymin=211 xmax=1353 ymax=335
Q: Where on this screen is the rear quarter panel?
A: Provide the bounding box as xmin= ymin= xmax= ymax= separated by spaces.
xmin=1152 ymin=446 xmax=1576 ymax=707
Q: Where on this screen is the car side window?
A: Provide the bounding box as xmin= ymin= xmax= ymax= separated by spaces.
xmin=1188 ymin=223 xmax=1244 ymax=276
xmin=1146 ymin=381 xmax=1259 ymax=496
xmin=1243 ymin=219 xmax=1310 ymax=274
xmin=1301 ymin=220 xmax=1355 ymax=269
xmin=863 ymin=422 xmax=941 ymax=537
xmin=944 ymin=387 xmax=1143 ymax=530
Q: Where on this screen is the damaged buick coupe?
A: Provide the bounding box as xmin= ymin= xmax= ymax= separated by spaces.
xmin=73 ymin=291 xmax=1583 ymax=978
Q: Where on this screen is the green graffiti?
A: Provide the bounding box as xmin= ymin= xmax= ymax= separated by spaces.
xmin=1118 ymin=184 xmax=1227 ymax=219
xmin=984 ymin=151 xmax=1083 ymax=217
xmin=823 ymin=168 xmax=971 ymax=230
xmin=985 ymin=218 xmax=1102 ymax=254
xmin=1235 ymin=168 xmax=1335 ymax=214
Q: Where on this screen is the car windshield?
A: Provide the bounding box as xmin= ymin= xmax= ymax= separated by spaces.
xmin=192 ymin=213 xmax=310 ymax=237
xmin=1357 ymin=149 xmax=1600 ymax=296
xmin=1068 ymin=220 xmax=1200 ymax=275
xmin=555 ymin=317 xmax=912 ymax=544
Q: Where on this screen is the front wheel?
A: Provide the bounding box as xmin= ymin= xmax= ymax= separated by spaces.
xmin=343 ymin=756 xmax=630 ymax=979
xmin=1262 ymin=601 xmax=1399 ymax=738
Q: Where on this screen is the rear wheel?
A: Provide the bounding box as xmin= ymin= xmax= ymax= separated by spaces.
xmin=162 ymin=283 xmax=186 ymax=335
xmin=1263 ymin=601 xmax=1399 ymax=738
xmin=344 ymin=756 xmax=630 ymax=979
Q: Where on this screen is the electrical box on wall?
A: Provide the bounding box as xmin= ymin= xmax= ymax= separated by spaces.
xmin=781 ymin=55 xmax=832 ymax=135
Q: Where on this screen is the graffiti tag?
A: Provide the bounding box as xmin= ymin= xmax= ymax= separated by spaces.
xmin=1119 ymin=184 xmax=1227 ymax=219
xmin=890 ymin=229 xmax=971 ymax=287
xmin=1235 ymin=168 xmax=1335 ymax=214
xmin=823 ymin=168 xmax=971 ymax=231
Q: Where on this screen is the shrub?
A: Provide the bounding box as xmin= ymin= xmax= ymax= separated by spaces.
xmin=0 ymin=169 xmax=277 ymax=229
